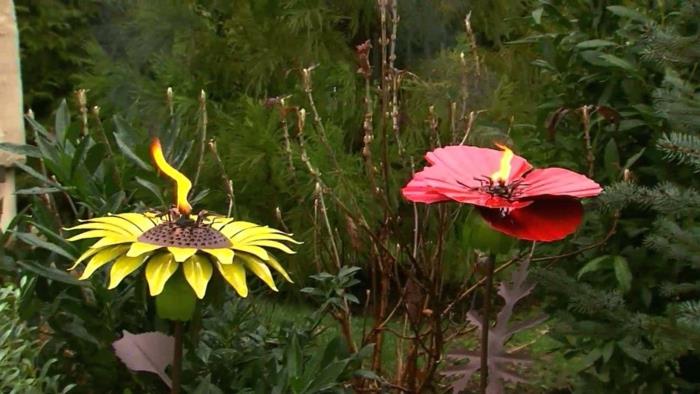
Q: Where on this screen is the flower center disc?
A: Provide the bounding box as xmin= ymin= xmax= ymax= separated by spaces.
xmin=138 ymin=222 xmax=232 ymax=248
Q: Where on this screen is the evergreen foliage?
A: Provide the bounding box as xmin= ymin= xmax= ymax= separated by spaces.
xmin=526 ymin=1 xmax=700 ymax=391
xmin=12 ymin=0 xmax=700 ymax=392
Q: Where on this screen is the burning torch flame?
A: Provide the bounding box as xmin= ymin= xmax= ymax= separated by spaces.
xmin=491 ymin=143 xmax=513 ymax=184
xmin=150 ymin=138 xmax=192 ymax=215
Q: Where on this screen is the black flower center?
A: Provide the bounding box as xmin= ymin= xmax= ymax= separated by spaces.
xmin=138 ymin=222 xmax=232 ymax=248
xmin=472 ymin=176 xmax=525 ymax=200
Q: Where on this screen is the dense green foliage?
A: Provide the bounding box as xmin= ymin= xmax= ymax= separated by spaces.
xmin=0 ymin=283 xmax=73 ymax=393
xmin=6 ymin=0 xmax=700 ymax=392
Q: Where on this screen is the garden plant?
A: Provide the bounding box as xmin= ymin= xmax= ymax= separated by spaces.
xmin=2 ymin=0 xmax=700 ymax=393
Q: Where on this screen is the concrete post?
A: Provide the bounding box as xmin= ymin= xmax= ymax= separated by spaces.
xmin=0 ymin=0 xmax=25 ymax=230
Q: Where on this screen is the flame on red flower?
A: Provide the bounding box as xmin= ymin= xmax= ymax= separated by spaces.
xmin=490 ymin=143 xmax=513 ymax=184
xmin=402 ymin=145 xmax=602 ymax=242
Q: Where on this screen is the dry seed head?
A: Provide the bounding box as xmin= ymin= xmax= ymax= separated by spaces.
xmin=77 ymin=89 xmax=87 ymax=107
xmin=623 ymin=168 xmax=632 ymax=182
xmin=298 ymin=108 xmax=307 ymax=131
xmin=275 ymin=207 xmax=283 ymax=220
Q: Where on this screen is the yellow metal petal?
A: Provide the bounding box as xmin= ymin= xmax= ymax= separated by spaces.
xmin=231 ymin=245 xmax=269 ymax=261
xmin=247 ymin=240 xmax=296 ymax=254
xmin=168 ymin=247 xmax=198 ymax=263
xmin=108 ymin=255 xmax=146 ymax=289
xmin=238 ymin=232 xmax=301 ymax=244
xmin=238 ymin=254 xmax=278 ymax=291
xmin=183 ymin=255 xmax=213 ymax=299
xmin=217 ymin=221 xmax=259 ymax=238
xmin=145 ymin=254 xmax=178 ymax=296
xmin=126 ymin=242 xmax=162 ymax=257
xmin=87 ymin=216 xmax=147 ymax=236
xmin=67 ymin=230 xmax=126 ymax=241
xmin=64 ymin=222 xmax=132 ymax=236
xmin=208 ymin=217 xmax=233 ymax=229
xmin=69 ymin=247 xmax=102 ymax=270
xmin=89 ymin=234 xmax=135 ymax=249
xmin=265 ymin=255 xmax=293 ymax=283
xmin=231 ymin=226 xmax=286 ymax=243
xmin=217 ymin=261 xmax=248 ymax=297
xmin=111 ymin=213 xmax=159 ymax=232
xmin=79 ymin=246 xmax=128 ymax=280
xmin=202 ymin=248 xmax=234 ymax=264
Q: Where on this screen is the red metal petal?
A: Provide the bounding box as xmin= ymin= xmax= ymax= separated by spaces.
xmin=519 ymin=168 xmax=602 ymax=199
xmin=402 ymin=169 xmax=532 ymax=208
xmin=478 ymin=198 xmax=584 ymax=242
xmin=401 ymin=177 xmax=452 ymax=203
xmin=403 ymin=145 xmax=534 ymax=206
xmin=424 ymin=146 xmax=532 ymax=187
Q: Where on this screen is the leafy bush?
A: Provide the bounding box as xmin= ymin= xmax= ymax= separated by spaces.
xmin=0 ymin=281 xmax=74 ymax=394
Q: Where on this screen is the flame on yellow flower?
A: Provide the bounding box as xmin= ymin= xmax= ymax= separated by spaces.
xmin=490 ymin=143 xmax=513 ymax=184
xmin=150 ymin=138 xmax=192 ymax=214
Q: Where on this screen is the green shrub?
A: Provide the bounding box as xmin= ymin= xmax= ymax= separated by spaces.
xmin=0 ymin=281 xmax=74 ymax=394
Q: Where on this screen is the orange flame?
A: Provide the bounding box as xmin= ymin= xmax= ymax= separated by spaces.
xmin=490 ymin=143 xmax=513 ymax=184
xmin=150 ymin=138 xmax=192 ymax=214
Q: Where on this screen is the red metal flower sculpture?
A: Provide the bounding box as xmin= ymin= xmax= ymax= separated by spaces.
xmin=402 ymin=145 xmax=602 ymax=241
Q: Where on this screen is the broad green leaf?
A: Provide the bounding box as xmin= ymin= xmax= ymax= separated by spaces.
xmin=13 ymin=232 xmax=75 ymax=260
xmin=604 ymin=139 xmax=620 ymax=178
xmin=54 ymin=99 xmax=70 ymax=143
xmin=602 ymin=341 xmax=615 ymax=363
xmin=70 ymin=136 xmax=92 ymax=177
xmin=29 ymin=221 xmax=78 ymax=256
xmin=24 ymin=114 xmax=53 ymax=141
xmin=0 ymin=143 xmax=40 ymax=158
xmin=113 ymin=131 xmax=152 ymax=171
xmin=14 ymin=187 xmax=63 ymax=195
xmin=617 ymin=119 xmax=647 ymax=131
xmin=598 ymin=54 xmax=636 ymax=73
xmin=576 ymin=39 xmax=617 ymax=49
xmin=577 ymin=255 xmax=611 ymax=279
xmin=579 ymin=50 xmax=609 ymax=67
xmin=606 ymin=5 xmax=651 ymax=23
xmin=532 ymin=8 xmax=543 ymax=24
xmin=613 ymin=255 xmax=632 ymax=293
xmin=135 ymin=177 xmax=166 ymax=206
xmin=624 ymin=148 xmax=646 ymax=170
xmin=14 ymin=162 xmax=58 ymax=187
xmin=16 ymin=260 xmax=88 ymax=287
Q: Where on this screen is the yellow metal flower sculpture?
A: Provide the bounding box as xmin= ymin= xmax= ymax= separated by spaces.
xmin=66 ymin=138 xmax=298 ymax=299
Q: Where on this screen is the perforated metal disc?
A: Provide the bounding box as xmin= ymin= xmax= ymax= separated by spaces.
xmin=138 ymin=222 xmax=232 ymax=248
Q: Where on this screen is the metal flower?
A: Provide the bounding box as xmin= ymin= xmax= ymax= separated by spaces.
xmin=402 ymin=145 xmax=602 ymax=241
xmin=66 ymin=138 xmax=298 ymax=298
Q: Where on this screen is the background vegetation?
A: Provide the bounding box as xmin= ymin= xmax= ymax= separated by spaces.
xmin=3 ymin=0 xmax=700 ymax=392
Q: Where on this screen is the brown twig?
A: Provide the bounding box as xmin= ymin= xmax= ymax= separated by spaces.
xmin=170 ymin=321 xmax=184 ymax=394
xmin=581 ymin=105 xmax=595 ymax=178
xmin=192 ymin=90 xmax=208 ymax=190
xmin=207 ymin=139 xmax=236 ymax=217
xmin=479 ymin=254 xmax=495 ymax=394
